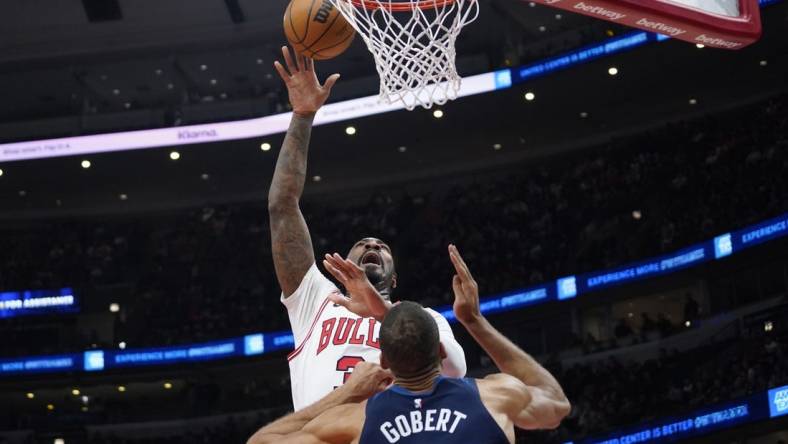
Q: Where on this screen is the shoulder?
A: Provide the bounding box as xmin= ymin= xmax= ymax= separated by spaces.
xmin=422 ymin=307 xmax=451 ymax=324
xmin=478 ymin=374 xmax=531 ymax=405
xmin=282 ymin=263 xmax=338 ymax=303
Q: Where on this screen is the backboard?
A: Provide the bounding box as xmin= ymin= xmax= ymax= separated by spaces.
xmin=529 ymin=0 xmax=762 ymax=49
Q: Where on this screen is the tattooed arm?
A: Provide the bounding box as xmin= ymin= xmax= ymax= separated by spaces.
xmin=269 ymin=46 xmax=340 ymax=297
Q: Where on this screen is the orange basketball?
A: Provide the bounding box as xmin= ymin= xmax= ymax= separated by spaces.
xmin=284 ymin=0 xmax=356 ymax=60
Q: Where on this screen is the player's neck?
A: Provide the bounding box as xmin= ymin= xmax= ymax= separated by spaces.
xmin=394 ymin=367 xmax=441 ymax=393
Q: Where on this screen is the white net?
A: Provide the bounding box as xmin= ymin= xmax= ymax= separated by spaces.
xmin=328 ymin=0 xmax=480 ymax=110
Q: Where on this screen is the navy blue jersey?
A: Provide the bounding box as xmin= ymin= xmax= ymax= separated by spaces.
xmin=359 ymin=376 xmax=509 ymax=444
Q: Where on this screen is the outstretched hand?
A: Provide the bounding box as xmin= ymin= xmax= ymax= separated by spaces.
xmin=449 ymin=244 xmax=482 ymax=325
xmin=323 ymin=253 xmax=392 ymax=321
xmin=274 ymin=46 xmax=340 ymax=117
xmin=343 ymin=361 xmax=394 ymax=402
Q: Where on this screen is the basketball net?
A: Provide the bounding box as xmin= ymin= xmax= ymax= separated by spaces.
xmin=328 ymin=0 xmax=479 ymax=110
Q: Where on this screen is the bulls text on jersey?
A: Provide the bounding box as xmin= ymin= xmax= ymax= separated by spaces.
xmin=316 ymin=316 xmax=380 ymax=355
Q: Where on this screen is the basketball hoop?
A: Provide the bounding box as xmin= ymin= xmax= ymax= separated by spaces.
xmin=328 ymin=0 xmax=480 ymax=110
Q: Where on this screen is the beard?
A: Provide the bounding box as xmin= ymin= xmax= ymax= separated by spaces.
xmin=362 ymin=264 xmax=387 ymax=287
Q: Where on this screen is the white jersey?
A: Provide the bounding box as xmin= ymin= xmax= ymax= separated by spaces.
xmin=282 ymin=263 xmax=466 ymax=411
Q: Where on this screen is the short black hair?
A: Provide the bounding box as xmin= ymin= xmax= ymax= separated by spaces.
xmin=380 ymin=301 xmax=440 ymax=376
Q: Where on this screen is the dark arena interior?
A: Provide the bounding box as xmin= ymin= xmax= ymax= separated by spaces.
xmin=1 ymin=0 xmax=788 ymax=443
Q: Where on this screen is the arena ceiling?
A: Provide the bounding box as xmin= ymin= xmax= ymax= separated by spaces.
xmin=0 ymin=1 xmax=786 ymax=218
xmin=0 ymin=0 xmax=597 ymax=124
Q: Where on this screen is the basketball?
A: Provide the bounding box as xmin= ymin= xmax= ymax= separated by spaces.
xmin=284 ymin=0 xmax=356 ymax=60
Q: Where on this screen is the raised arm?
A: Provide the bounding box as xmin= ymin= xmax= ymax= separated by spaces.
xmin=448 ymin=245 xmax=571 ymax=430
xmin=269 ymin=46 xmax=340 ymax=296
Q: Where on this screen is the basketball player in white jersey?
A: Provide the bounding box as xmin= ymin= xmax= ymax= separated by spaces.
xmin=269 ymin=46 xmax=467 ymax=411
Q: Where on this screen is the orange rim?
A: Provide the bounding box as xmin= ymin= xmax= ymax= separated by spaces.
xmin=348 ymin=0 xmax=456 ymax=11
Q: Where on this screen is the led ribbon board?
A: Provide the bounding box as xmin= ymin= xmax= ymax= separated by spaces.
xmin=571 ymin=386 xmax=783 ymax=443
xmin=528 ymin=0 xmax=762 ymax=49
xmin=82 ymin=333 xmax=295 ymax=371
xmin=438 ymin=212 xmax=788 ymax=321
xmin=0 ymin=288 xmax=77 ymax=319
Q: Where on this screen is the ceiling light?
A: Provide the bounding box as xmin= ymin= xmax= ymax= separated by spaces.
xmin=81 ymin=395 xmax=89 ymax=404
xmin=345 ymin=126 xmax=357 ymax=135
xmin=81 ymin=406 xmax=88 ymax=412
xmin=685 ymin=320 xmax=691 ymax=327
xmin=765 ymin=321 xmax=773 ymax=332
xmin=164 ymin=382 xmax=173 ymax=389
xmin=18 ymin=190 xmax=26 ymax=197
xmin=608 ymin=67 xmax=619 ymax=76
xmin=312 ymin=175 xmax=322 ymax=182
xmin=432 ymin=109 xmax=444 ymax=119
xmin=256 ymin=58 xmax=263 ymax=65
xmin=555 ymin=14 xmax=562 ymax=19
xmin=170 ymin=151 xmax=180 ymax=160
xmin=155 ymin=69 xmax=163 ymax=76
xmin=528 ymin=2 xmax=535 ymax=6
xmin=47 ymin=404 xmax=55 ymax=411
xmin=54 ymin=439 xmax=64 ymax=444
xmin=119 ymin=341 xmax=126 ymax=349
xmin=112 ymin=89 xmax=120 ymax=95
xmin=26 ymin=392 xmax=34 ymax=399
xmin=200 ymin=64 xmax=208 ymax=71
xmin=124 ymin=102 xmax=131 ymax=109
xmin=0 ymin=168 xmax=4 ymax=177
xmin=81 ymin=160 xmax=91 ymax=169
xmin=689 ymin=98 xmax=697 ymax=105
xmin=538 ymin=25 xmax=546 ymax=32
xmin=260 ymin=142 xmax=271 ymax=151
xmin=524 ymin=92 xmax=535 ymax=101
xmin=201 ymin=173 xmax=210 ymax=180
xmin=71 ymin=389 xmax=80 ymax=396
xmin=759 ymin=60 xmax=768 ymax=66
xmin=210 ymin=79 xmax=217 ymax=85
xmin=119 ymin=194 xmax=128 ymax=201
xmin=580 ymin=112 xmax=589 ymax=118
xmin=398 ymin=146 xmax=407 ymax=153
xmin=167 ymin=83 xmax=175 ymax=90
xmin=632 ymin=210 xmax=642 ymax=220
xmin=696 ymin=43 xmax=705 ymax=49
xmin=493 ymin=144 xmax=502 ymax=150
xmin=109 ymin=303 xmax=120 ymax=313
xmin=118 ymin=386 xmax=126 ymax=392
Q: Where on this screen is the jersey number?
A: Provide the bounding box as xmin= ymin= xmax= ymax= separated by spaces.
xmin=336 ymin=356 xmax=365 ymax=384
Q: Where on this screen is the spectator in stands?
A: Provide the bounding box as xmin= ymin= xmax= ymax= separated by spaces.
xmin=614 ymin=318 xmax=633 ymax=339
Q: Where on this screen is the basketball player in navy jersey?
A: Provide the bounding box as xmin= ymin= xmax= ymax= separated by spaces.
xmin=247 ymin=245 xmax=570 ymax=444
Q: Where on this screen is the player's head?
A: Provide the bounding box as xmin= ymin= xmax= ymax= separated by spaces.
xmin=347 ymin=237 xmax=397 ymax=295
xmin=379 ymin=301 xmax=445 ymax=378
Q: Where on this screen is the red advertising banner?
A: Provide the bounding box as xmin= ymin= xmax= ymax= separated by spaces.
xmin=529 ymin=0 xmax=761 ymax=49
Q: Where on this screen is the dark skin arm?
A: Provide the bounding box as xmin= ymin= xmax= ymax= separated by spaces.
xmin=268 ymin=46 xmax=340 ymax=296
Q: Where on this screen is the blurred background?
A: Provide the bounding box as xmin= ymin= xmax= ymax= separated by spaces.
xmin=0 ymin=0 xmax=787 ymax=443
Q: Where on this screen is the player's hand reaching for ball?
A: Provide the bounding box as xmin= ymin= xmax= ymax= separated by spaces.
xmin=342 ymin=361 xmax=394 ymax=402
xmin=323 ymin=253 xmax=392 ymax=321
xmin=449 ymin=244 xmax=482 ymax=325
xmin=274 ymin=46 xmax=340 ymax=117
